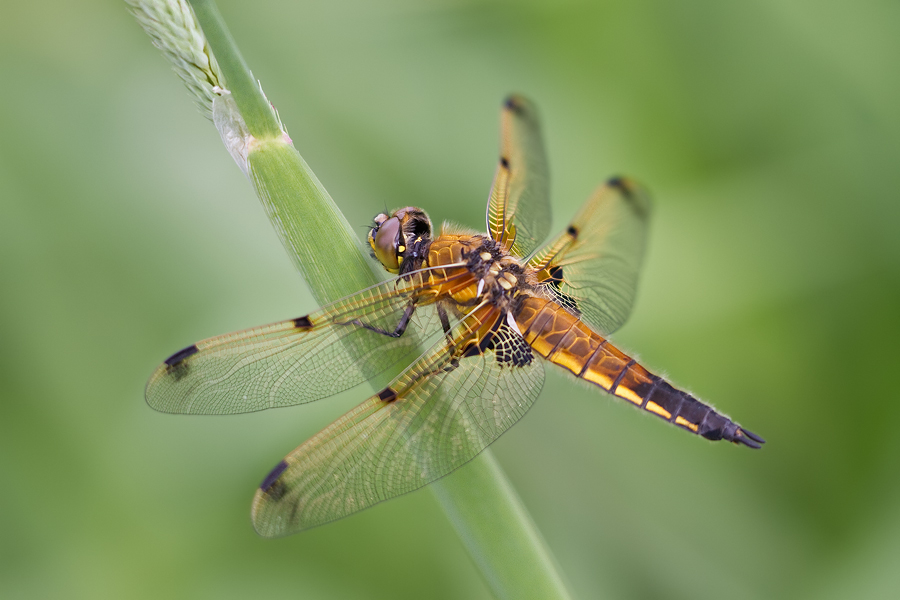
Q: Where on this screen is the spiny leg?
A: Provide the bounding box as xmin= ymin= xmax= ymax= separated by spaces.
xmin=347 ymin=301 xmax=416 ymax=338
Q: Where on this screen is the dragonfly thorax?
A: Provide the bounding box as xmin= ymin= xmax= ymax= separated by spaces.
xmin=422 ymin=233 xmax=532 ymax=318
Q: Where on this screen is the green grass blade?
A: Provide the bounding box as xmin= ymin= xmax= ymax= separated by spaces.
xmin=247 ymin=135 xmax=378 ymax=301
xmin=432 ymin=452 xmax=573 ymax=600
xmin=189 ymin=0 xmax=282 ymax=138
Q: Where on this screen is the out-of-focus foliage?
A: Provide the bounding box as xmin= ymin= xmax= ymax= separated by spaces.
xmin=1 ymin=1 xmax=899 ymax=598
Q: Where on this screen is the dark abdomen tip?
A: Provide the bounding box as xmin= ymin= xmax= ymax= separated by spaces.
xmin=734 ymin=427 xmax=766 ymax=449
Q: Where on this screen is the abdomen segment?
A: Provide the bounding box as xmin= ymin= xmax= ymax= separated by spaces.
xmin=516 ymin=297 xmax=764 ymax=448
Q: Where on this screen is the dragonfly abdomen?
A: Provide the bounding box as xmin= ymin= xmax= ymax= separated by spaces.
xmin=516 ymin=297 xmax=763 ymax=448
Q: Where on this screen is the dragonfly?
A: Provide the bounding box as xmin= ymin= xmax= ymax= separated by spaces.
xmin=147 ymin=95 xmax=764 ymax=537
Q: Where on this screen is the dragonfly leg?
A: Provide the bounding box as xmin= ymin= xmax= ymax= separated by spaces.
xmin=436 ymin=302 xmax=457 ymax=352
xmin=437 ymin=303 xmax=452 ymax=336
xmin=348 ymin=302 xmax=416 ymax=338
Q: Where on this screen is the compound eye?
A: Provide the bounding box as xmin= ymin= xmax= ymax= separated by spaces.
xmin=371 ymin=216 xmax=401 ymax=272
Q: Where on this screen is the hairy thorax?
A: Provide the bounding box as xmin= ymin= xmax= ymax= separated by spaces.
xmin=424 ymin=232 xmax=539 ymax=315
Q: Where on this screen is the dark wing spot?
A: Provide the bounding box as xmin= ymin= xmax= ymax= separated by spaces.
xmin=461 ymin=340 xmax=486 ymax=359
xmin=461 ymin=317 xmax=533 ymax=367
xmin=293 ymin=315 xmax=313 ymax=329
xmin=566 ymin=225 xmax=578 ymax=238
xmin=547 ymin=265 xmax=564 ymax=284
xmin=540 ymin=267 xmax=580 ymax=315
xmin=378 ymin=387 xmax=398 ymax=403
xmin=461 ymin=321 xmax=499 ymax=358
xmin=494 ymin=324 xmax=534 ymax=367
xmin=477 ymin=334 xmax=495 ymax=354
xmin=260 ymin=460 xmax=289 ymax=492
xmin=500 ymin=156 xmax=510 ymax=169
xmin=164 ymin=344 xmax=198 ymax=367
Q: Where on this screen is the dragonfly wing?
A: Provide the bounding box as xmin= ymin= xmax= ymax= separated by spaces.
xmin=486 ymin=95 xmax=551 ymax=259
xmin=251 ymin=313 xmax=545 ymax=536
xmin=528 ymin=177 xmax=651 ymax=334
xmin=145 ymin=270 xmax=465 ymax=415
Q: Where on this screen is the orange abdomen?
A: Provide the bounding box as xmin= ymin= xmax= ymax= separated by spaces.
xmin=515 ymin=296 xmax=759 ymax=446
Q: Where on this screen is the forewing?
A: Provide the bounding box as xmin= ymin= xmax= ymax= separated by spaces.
xmin=251 ymin=316 xmax=544 ymax=536
xmin=486 ymin=95 xmax=551 ymax=258
xmin=528 ymin=177 xmax=651 ymax=334
xmin=145 ymin=270 xmax=465 ymax=415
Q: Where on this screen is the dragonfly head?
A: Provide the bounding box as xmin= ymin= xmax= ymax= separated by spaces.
xmin=368 ymin=207 xmax=433 ymax=274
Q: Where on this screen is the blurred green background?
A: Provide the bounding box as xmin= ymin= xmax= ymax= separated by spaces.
xmin=2 ymin=0 xmax=899 ymax=598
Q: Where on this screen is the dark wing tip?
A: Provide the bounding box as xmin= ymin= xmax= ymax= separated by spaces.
xmin=606 ymin=176 xmax=651 ymax=218
xmin=607 ymin=175 xmax=633 ymax=197
xmin=164 ymin=344 xmax=199 ymax=367
xmin=504 ymin=95 xmax=524 ymax=113
xmin=503 ymin=94 xmax=541 ymax=123
xmin=260 ymin=460 xmax=289 ymax=492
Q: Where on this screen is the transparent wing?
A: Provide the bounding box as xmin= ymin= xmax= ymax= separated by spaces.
xmin=486 ymin=95 xmax=551 ymax=259
xmin=145 ymin=269 xmax=469 ymax=415
xmin=527 ymin=177 xmax=651 ymax=334
xmin=251 ymin=309 xmax=545 ymax=536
